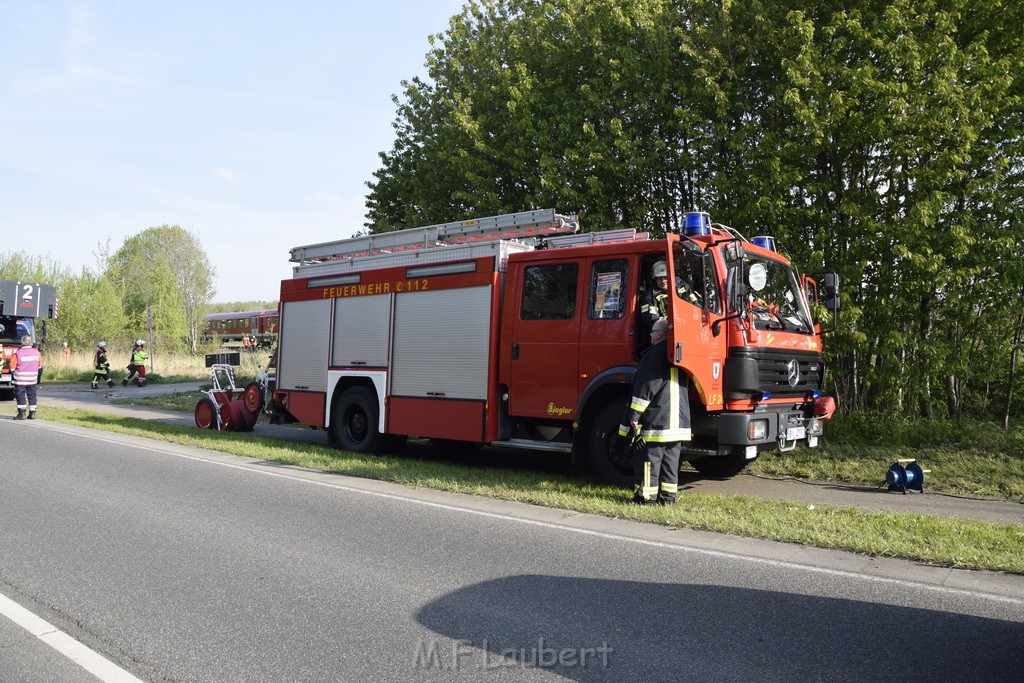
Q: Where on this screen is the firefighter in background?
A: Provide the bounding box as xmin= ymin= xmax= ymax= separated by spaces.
xmin=241 ymin=334 xmax=251 ymax=352
xmin=123 ymin=339 xmax=148 ymax=387
xmin=10 ymin=335 xmax=41 ymax=420
xmin=619 ymin=318 xmax=692 ymax=505
xmin=91 ymin=340 xmax=116 ymax=389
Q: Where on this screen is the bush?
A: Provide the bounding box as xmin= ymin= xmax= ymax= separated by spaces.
xmin=827 ymin=411 xmax=1024 ymax=457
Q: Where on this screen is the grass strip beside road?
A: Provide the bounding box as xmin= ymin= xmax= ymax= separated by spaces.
xmin=43 ymin=406 xmax=1024 ymax=575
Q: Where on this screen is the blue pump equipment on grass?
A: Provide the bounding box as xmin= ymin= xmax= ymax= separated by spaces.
xmin=886 ymin=459 xmax=928 ymax=494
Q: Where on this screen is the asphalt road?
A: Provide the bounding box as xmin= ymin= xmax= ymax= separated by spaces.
xmin=27 ymin=382 xmax=1024 ymax=526
xmin=1 ymin=418 xmax=1023 ymax=681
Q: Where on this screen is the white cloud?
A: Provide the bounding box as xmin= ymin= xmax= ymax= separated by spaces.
xmin=209 ymin=167 xmax=245 ymax=185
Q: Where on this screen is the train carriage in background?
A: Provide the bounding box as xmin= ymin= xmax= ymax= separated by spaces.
xmin=201 ymin=308 xmax=279 ymax=348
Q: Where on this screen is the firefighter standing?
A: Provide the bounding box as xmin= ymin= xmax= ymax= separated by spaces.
xmin=91 ymin=340 xmax=116 ymax=389
xmin=123 ymin=339 xmax=148 ymax=387
xmin=11 ymin=335 xmax=41 ymax=420
xmin=619 ymin=319 xmax=692 ymax=505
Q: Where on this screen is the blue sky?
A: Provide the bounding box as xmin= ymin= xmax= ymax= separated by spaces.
xmin=0 ymin=1 xmax=464 ymax=302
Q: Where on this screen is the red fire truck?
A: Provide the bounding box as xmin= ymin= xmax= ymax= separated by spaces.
xmin=271 ymin=209 xmax=839 ymax=484
xmin=1 ymin=280 xmax=57 ymax=401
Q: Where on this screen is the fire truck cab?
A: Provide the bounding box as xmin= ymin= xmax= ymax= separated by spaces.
xmin=0 ymin=280 xmax=57 ymax=400
xmin=273 ymin=209 xmax=839 ymax=484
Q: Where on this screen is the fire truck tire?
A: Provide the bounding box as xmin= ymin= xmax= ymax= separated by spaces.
xmin=194 ymin=396 xmax=221 ymax=430
xmin=333 ymin=386 xmax=387 ymax=453
xmin=690 ymin=452 xmax=755 ymax=478
xmin=242 ymin=381 xmax=264 ymax=414
xmin=587 ymin=401 xmax=634 ymax=487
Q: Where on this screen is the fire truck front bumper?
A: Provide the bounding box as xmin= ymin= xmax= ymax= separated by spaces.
xmin=718 ymin=404 xmax=827 ymax=454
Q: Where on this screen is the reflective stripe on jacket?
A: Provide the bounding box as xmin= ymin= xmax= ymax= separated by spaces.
xmin=619 ymin=340 xmax=691 ymax=443
xmin=12 ymin=347 xmax=41 ymax=385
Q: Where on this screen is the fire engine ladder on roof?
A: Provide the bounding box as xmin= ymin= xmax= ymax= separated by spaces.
xmin=289 ymin=209 xmax=580 ymax=265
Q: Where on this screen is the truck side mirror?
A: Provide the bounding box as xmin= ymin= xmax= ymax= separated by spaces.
xmin=822 ymin=272 xmax=840 ymax=312
xmin=725 ymin=240 xmax=745 ymax=263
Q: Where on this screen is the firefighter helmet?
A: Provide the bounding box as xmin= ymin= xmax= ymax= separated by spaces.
xmin=137 ymin=339 xmax=145 ymax=346
xmin=98 ymin=341 xmax=106 ymax=348
xmin=652 ymin=261 xmax=667 ymax=278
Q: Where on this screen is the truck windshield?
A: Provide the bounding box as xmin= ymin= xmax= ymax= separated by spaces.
xmin=0 ymin=316 xmax=32 ymax=343
xmin=735 ymin=257 xmax=813 ymax=333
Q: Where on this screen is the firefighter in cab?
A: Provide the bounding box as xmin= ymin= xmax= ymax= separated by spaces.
xmin=640 ymin=261 xmax=670 ymax=337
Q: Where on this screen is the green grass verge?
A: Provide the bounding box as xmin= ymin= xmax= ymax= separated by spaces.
xmin=41 ymin=406 xmax=1024 ymax=575
xmin=115 ymin=392 xmax=1024 ymax=501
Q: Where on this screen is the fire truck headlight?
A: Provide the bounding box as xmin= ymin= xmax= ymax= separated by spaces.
xmin=748 ymin=419 xmax=768 ymax=441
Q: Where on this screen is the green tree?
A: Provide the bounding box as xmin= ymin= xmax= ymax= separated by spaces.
xmin=366 ymin=0 xmax=1024 ymax=421
xmin=108 ymin=225 xmax=216 ymax=352
xmin=44 ymin=270 xmax=129 ymax=353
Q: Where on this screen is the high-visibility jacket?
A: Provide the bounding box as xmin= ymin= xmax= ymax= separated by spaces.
xmin=11 ymin=346 xmax=41 ymax=386
xmin=94 ymin=348 xmax=110 ymax=371
xmin=639 ymin=287 xmax=668 ymax=332
xmin=618 ymin=341 xmax=691 ymax=443
xmin=132 ymin=348 xmax=148 ymax=365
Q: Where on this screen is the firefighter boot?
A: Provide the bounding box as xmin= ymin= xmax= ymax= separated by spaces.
xmin=91 ymin=382 xmax=98 ymax=389
xmin=107 ymin=380 xmax=116 ymax=388
xmin=122 ymin=378 xmax=129 ymax=386
xmin=27 ymin=410 xmax=35 ymax=420
xmin=14 ymin=409 xmax=26 ymax=420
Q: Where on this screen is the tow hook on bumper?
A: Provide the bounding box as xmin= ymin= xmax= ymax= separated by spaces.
xmin=777 ymin=415 xmax=822 ymax=452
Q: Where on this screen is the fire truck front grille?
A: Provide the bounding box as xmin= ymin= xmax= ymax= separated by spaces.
xmin=725 ymin=347 xmax=824 ymax=397
xmin=759 ymin=355 xmax=823 ymax=394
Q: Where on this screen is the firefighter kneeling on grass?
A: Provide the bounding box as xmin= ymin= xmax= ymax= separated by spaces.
xmin=619 ymin=318 xmax=691 ymax=505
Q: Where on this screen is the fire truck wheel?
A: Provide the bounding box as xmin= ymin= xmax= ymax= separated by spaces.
xmin=691 ymin=452 xmax=755 ymax=478
xmin=242 ymin=381 xmax=264 ymax=414
xmin=194 ymin=396 xmax=220 ymax=430
xmin=333 ymin=386 xmax=386 ymax=453
xmin=587 ymin=401 xmax=634 ymax=487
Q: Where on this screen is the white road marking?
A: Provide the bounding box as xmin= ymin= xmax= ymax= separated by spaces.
xmin=0 ymin=592 xmax=142 ymax=682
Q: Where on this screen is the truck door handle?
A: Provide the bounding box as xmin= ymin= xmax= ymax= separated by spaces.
xmin=511 ymin=343 xmax=520 ymax=360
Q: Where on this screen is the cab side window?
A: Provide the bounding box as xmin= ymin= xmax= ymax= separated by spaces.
xmin=673 ymin=247 xmax=705 ymax=309
xmin=673 ymin=246 xmax=720 ymax=313
xmin=588 ymin=259 xmax=627 ymax=319
xmin=521 ymin=263 xmax=579 ymax=320
xmin=703 ymin=252 xmax=721 ymax=314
